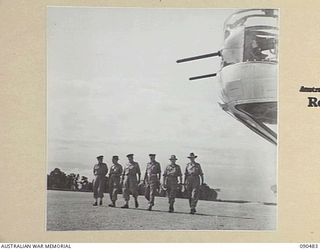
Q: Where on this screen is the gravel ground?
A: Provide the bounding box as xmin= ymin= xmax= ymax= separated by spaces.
xmin=47 ymin=190 xmax=276 ymax=231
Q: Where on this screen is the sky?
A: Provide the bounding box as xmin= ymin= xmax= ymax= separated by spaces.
xmin=47 ymin=8 xmax=277 ymax=202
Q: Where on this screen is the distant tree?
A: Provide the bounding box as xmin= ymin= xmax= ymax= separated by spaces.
xmin=200 ymin=183 xmax=218 ymax=201
xmin=65 ymin=173 xmax=80 ymax=191
xmin=47 ymin=168 xmax=67 ymax=189
xmin=79 ymin=175 xmax=95 ymax=192
xmin=47 ymin=175 xmax=50 ymax=189
xmin=79 ymin=176 xmax=89 ymax=191
xmin=74 ymin=174 xmax=80 ymax=190
xmin=87 ymin=180 xmax=93 ymax=192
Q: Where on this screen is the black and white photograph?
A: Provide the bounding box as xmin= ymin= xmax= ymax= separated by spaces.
xmin=47 ymin=7 xmax=278 ymax=231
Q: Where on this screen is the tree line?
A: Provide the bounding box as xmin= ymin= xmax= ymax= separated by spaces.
xmin=47 ymin=168 xmax=218 ymax=201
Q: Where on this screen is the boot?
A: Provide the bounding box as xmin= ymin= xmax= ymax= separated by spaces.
xmin=169 ymin=205 xmax=174 ymax=213
xmin=148 ymin=205 xmax=152 ymax=211
xmin=190 ymin=208 xmax=196 ymax=214
xmin=99 ymin=200 xmax=103 ymax=206
xmin=121 ymin=203 xmax=129 ymax=209
xmin=109 ymin=201 xmax=116 ymax=207
xmin=93 ymin=201 xmax=98 ymax=206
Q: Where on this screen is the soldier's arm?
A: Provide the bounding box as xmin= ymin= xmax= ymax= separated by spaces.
xmin=157 ymin=163 xmax=161 ymax=180
xmin=162 ymin=168 xmax=167 ymax=186
xmin=143 ymin=164 xmax=148 ymax=184
xmin=199 ymin=164 xmax=204 ymax=185
xmin=179 ymin=176 xmax=183 ymax=184
xmin=177 ymin=165 xmax=183 ymax=184
xmin=105 ymin=164 xmax=109 ymax=176
xmin=137 ymin=163 xmax=141 ymax=183
xmin=120 ymin=168 xmax=125 ymax=185
xmin=183 ymin=165 xmax=188 ymax=185
xmin=143 ymin=165 xmax=147 ymax=180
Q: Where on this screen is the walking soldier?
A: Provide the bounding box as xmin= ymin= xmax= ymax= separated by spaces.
xmin=163 ymin=155 xmax=182 ymax=212
xmin=184 ymin=153 xmax=204 ymax=214
xmin=121 ymin=154 xmax=141 ymax=209
xmin=92 ymin=155 xmax=108 ymax=206
xmin=108 ymin=156 xmax=123 ymax=207
xmin=144 ymin=154 xmax=161 ymax=211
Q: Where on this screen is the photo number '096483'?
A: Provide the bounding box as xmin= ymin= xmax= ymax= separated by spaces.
xmin=300 ymin=244 xmax=319 ymax=248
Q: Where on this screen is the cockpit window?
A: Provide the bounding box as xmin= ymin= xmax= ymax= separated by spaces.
xmin=222 ymin=9 xmax=278 ymax=67
xmin=243 ymin=27 xmax=278 ymax=62
xmin=222 ymin=27 xmax=244 ymax=67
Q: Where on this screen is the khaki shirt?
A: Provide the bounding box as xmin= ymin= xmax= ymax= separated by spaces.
xmin=146 ymin=161 xmax=161 ymax=177
xmin=93 ymin=163 xmax=108 ymax=176
xmin=185 ymin=162 xmax=203 ymax=176
xmin=163 ymin=164 xmax=182 ymax=177
xmin=109 ymin=163 xmax=123 ymax=177
xmin=123 ymin=161 xmax=141 ymax=177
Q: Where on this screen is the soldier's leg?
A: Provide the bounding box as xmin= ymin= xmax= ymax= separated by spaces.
xmin=108 ymin=179 xmax=116 ymax=207
xmin=93 ymin=178 xmax=99 ymax=199
xmin=130 ymin=181 xmax=139 ymax=208
xmin=114 ymin=177 xmax=121 ymax=203
xmin=167 ymin=186 xmax=175 ymax=212
xmin=109 ymin=188 xmax=116 ymax=207
xmin=144 ymin=184 xmax=150 ymax=201
xmin=193 ymin=186 xmax=200 ymax=209
xmin=133 ymin=192 xmax=139 ymax=208
xmin=112 ymin=183 xmax=118 ymax=202
xmin=190 ymin=178 xmax=200 ymax=213
xmin=190 ymin=187 xmax=197 ymax=209
xmin=121 ymin=179 xmax=130 ymax=208
xmin=185 ymin=180 xmax=192 ymax=208
xmin=92 ymin=178 xmax=99 ymax=205
xmin=123 ymin=187 xmax=129 ymax=200
xmin=98 ymin=177 xmax=105 ymax=205
xmin=149 ymin=182 xmax=157 ymax=206
xmin=167 ymin=186 xmax=172 ymax=204
xmin=189 ymin=185 xmax=197 ymax=214
xmin=109 ymin=179 xmax=113 ymax=202
xmin=99 ymin=177 xmax=105 ymax=198
xmin=171 ymin=183 xmax=177 ymax=205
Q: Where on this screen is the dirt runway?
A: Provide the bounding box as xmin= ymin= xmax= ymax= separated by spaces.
xmin=47 ymin=190 xmax=276 ymax=231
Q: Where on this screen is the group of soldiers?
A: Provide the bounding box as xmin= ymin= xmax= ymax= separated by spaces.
xmin=92 ymin=152 xmax=204 ymax=214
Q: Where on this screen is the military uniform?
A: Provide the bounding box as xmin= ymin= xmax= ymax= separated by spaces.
xmin=163 ymin=162 xmax=182 ymax=209
xmin=122 ymin=161 xmax=141 ymax=201
xmin=185 ymin=161 xmax=203 ymax=211
xmin=93 ymin=162 xmax=108 ymax=200
xmin=108 ymin=162 xmax=123 ymax=204
xmin=144 ymin=160 xmax=161 ymax=208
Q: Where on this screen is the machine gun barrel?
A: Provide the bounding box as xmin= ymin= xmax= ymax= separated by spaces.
xmin=176 ymin=51 xmax=221 ymax=63
xmin=189 ymin=73 xmax=217 ymax=81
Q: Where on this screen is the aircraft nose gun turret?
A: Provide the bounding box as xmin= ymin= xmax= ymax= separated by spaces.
xmin=176 ymin=51 xmax=221 ymax=63
xmin=176 ymin=51 xmax=221 ymax=80
xmin=176 ymin=9 xmax=278 ymax=145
